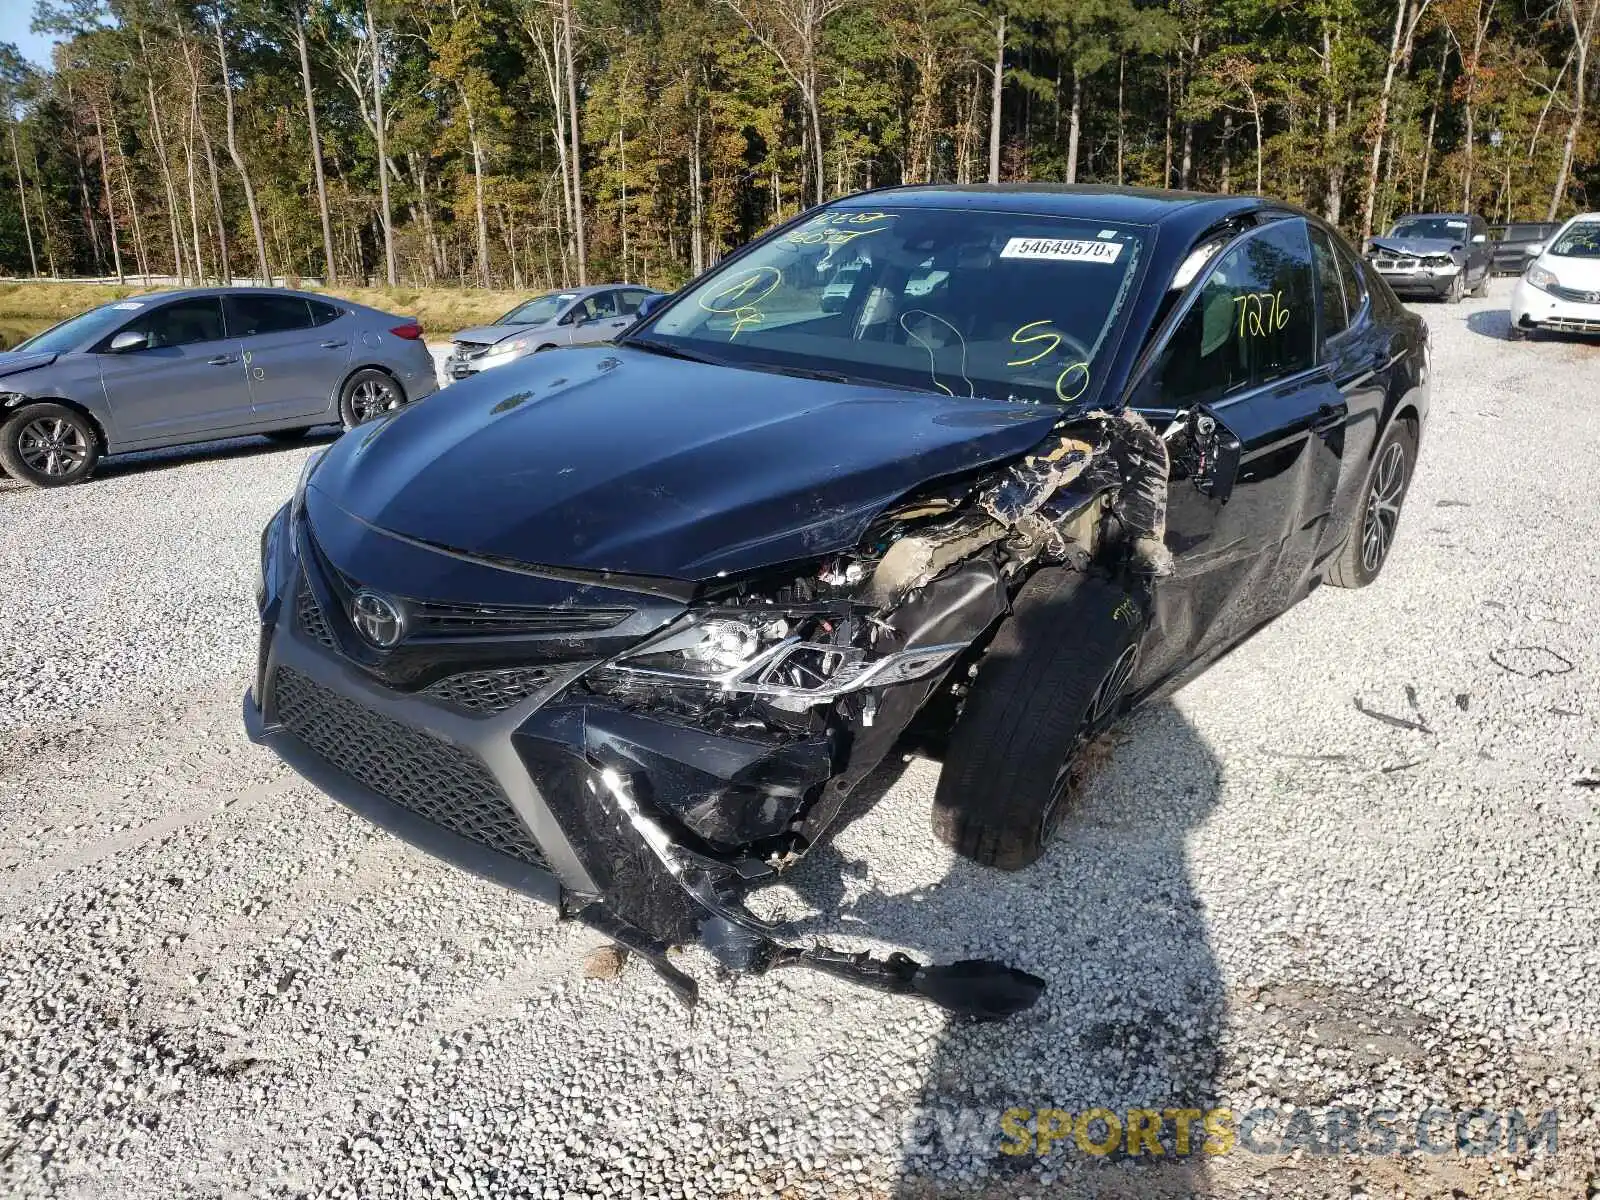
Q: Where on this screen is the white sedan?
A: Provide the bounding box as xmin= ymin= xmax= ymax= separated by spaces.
xmin=1510 ymin=213 xmax=1600 ymax=339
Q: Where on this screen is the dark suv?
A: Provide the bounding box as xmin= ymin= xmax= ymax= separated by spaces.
xmin=1366 ymin=212 xmax=1493 ymax=302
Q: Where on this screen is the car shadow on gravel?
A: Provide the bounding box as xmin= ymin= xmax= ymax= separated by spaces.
xmin=786 ymin=699 xmax=1226 ymax=1197
xmin=91 ymin=428 xmax=342 ymax=481
xmin=1466 ymin=310 xmax=1517 ymax=340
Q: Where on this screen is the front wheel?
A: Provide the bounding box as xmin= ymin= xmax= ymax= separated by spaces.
xmin=932 ymin=571 xmax=1143 ymax=871
xmin=1326 ymin=419 xmax=1417 ymax=589
xmin=339 ymin=369 xmax=404 ymax=430
xmin=0 ymin=403 xmax=102 ymax=487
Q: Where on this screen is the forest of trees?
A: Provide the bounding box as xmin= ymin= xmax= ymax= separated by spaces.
xmin=0 ymin=0 xmax=1596 ymax=292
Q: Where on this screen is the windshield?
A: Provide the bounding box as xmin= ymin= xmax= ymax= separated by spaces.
xmin=1387 ymin=217 xmax=1469 ymax=241
xmin=1550 ymin=222 xmax=1600 ymax=258
xmin=16 ymin=299 xmax=152 ymax=354
xmin=498 ymin=294 xmax=574 ymax=325
xmin=1500 ymin=224 xmax=1549 ymax=243
xmin=637 ymin=206 xmax=1147 ymax=408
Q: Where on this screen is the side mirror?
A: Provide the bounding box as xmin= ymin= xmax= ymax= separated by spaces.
xmin=635 ymin=293 xmax=666 ymax=320
xmin=1472 ymin=233 xmax=1487 ymax=244
xmin=1526 ymin=242 xmax=1545 ymax=254
xmin=109 ymin=330 xmax=149 ymax=352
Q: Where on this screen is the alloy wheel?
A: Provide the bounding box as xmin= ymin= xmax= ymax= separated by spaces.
xmin=350 ymin=378 xmax=397 ymax=423
xmin=16 ymin=416 xmax=89 ymax=479
xmin=1361 ymin=441 xmax=1407 ymax=574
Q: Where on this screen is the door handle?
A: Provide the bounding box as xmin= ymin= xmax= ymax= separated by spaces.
xmin=207 ymin=354 xmax=238 ymax=366
xmin=1312 ymin=402 xmax=1347 ymax=433
xmin=320 ymin=339 xmax=348 ymax=349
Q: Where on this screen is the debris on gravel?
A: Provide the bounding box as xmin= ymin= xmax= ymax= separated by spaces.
xmin=1 ymin=284 xmax=1596 ymax=1198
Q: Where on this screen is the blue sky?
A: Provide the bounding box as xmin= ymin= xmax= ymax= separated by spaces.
xmin=0 ymin=5 xmax=59 ymax=69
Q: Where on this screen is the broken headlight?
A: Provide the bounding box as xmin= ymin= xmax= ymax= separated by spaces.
xmin=595 ymin=609 xmax=964 ymax=708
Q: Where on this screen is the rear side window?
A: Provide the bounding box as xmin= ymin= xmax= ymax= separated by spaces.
xmin=1309 ymin=226 xmax=1350 ymax=340
xmin=108 ymin=297 xmax=227 ymax=349
xmin=225 ymin=294 xmax=315 ymax=336
xmin=308 ymin=300 xmax=344 ymax=326
xmin=617 ymin=290 xmax=653 ymax=315
xmin=1140 ymin=219 xmax=1317 ymax=407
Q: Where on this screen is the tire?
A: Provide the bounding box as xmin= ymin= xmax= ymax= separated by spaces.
xmin=1508 ymin=320 xmax=1528 ymax=342
xmin=1326 ymin=419 xmax=1417 ymax=589
xmin=0 ymin=403 xmax=102 ymax=487
xmin=1471 ymin=271 xmax=1490 ymax=298
xmin=339 ymin=369 xmax=404 ymax=430
xmin=263 ymin=426 xmax=314 ymax=443
xmin=932 ymin=571 xmax=1143 ymax=871
xmin=1444 ymin=273 xmax=1464 ymax=304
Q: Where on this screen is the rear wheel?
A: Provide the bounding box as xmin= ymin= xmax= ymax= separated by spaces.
xmin=932 ymin=571 xmax=1143 ymax=870
xmin=339 ymin=369 xmax=404 ymax=430
xmin=1327 ymin=419 xmax=1416 ymax=589
xmin=1470 ymin=270 xmax=1490 ymax=298
xmin=1444 ymin=272 xmax=1464 ymax=304
xmin=0 ymin=403 xmax=101 ymax=487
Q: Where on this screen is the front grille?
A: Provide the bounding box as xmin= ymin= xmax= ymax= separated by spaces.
xmin=297 ymin=579 xmax=336 ymax=650
xmin=271 ymin=667 xmax=546 ymax=867
xmin=410 ymin=601 xmax=632 ymax=637
xmin=452 ymin=340 xmax=492 ymax=358
xmin=1373 ymin=257 xmax=1422 ymax=272
xmin=1548 ymin=283 xmax=1600 ymax=305
xmin=1545 ymin=317 xmax=1600 ymax=332
xmin=422 ymin=666 xmax=567 ymax=715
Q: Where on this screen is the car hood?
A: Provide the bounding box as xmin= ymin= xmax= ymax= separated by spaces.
xmin=1540 ymin=254 xmax=1600 ymax=289
xmin=1370 ymin=236 xmax=1464 ymax=258
xmin=0 ymin=350 xmax=58 ymax=379
xmin=452 ymin=323 xmax=546 ymax=345
xmin=309 ymin=346 xmax=1064 ymax=581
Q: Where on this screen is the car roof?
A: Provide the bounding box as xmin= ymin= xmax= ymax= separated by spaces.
xmin=832 ymin=183 xmax=1271 ymax=228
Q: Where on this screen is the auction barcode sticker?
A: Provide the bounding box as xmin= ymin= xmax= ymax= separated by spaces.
xmin=999 ymin=237 xmax=1124 ymax=264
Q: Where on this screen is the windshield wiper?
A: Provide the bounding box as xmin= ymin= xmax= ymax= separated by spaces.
xmin=754 ymin=362 xmax=942 ymax=394
xmin=619 ymin=336 xmax=727 ymax=366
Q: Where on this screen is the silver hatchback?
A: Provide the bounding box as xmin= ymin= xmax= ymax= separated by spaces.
xmin=0 ymin=287 xmax=439 ymax=487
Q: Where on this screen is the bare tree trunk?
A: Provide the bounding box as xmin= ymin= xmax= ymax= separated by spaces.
xmin=1164 ymin=57 xmax=1173 ymax=186
xmin=1322 ymin=16 xmax=1342 ymax=222
xmin=1548 ymin=0 xmax=1597 ymax=220
xmin=7 ymin=123 xmax=38 ymax=276
xmin=1065 ymin=64 xmax=1082 ymax=183
xmin=689 ymin=98 xmax=704 ymax=276
xmin=988 ymin=14 xmax=1005 ymax=183
xmin=561 ymin=0 xmax=587 ymax=284
xmin=1116 ymin=53 xmax=1125 ymax=185
xmin=460 ymin=90 xmax=492 ymax=287
xmin=183 ymin=100 xmax=206 ymax=280
xmin=361 ymin=0 xmax=398 ymax=285
xmin=1219 ymin=111 xmax=1232 ymax=193
xmin=1418 ymin=47 xmax=1447 ymax=211
xmin=295 ymin=6 xmax=338 ymax=284
xmin=138 ymin=30 xmax=187 ymax=280
xmin=91 ymin=104 xmax=125 ymax=283
xmin=64 ymin=78 xmax=105 ymax=272
xmin=29 ymin=141 xmax=56 ymax=276
xmin=109 ymin=110 xmax=151 ymax=279
xmin=1361 ymin=0 xmax=1428 ymax=239
xmin=214 ymin=16 xmax=271 ymax=283
xmin=1179 ymin=29 xmax=1199 ymax=189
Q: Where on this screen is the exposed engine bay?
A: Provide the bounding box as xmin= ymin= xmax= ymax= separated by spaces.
xmin=537 ymin=406 xmax=1197 ymax=1020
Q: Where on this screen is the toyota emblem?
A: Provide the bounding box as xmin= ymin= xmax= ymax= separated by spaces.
xmin=349 ymin=590 xmax=405 ymax=649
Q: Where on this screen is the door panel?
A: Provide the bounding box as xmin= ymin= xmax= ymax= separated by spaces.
xmin=1127 ymin=218 xmax=1343 ymax=694
xmin=94 ymin=297 xmax=253 ymax=441
xmin=226 ymin=294 xmax=349 ymax=421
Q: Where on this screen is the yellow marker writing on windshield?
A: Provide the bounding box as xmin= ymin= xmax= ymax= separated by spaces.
xmin=1007 ymin=320 xmax=1062 ymax=367
xmin=1055 ymin=362 xmax=1090 ymax=403
xmin=698 ymin=267 xmax=783 ymax=340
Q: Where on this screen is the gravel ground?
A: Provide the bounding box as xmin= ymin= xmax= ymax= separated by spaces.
xmin=1 ymin=279 xmax=1598 ymax=1199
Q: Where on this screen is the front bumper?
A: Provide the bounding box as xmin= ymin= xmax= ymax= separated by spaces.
xmin=1510 ymin=277 xmax=1600 ymax=335
xmin=1371 ymin=267 xmax=1456 ymax=297
xmin=243 ymin=497 xmax=1043 ymax=1016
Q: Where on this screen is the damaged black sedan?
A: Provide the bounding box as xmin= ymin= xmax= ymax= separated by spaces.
xmin=246 ymin=186 xmax=1428 ymax=1018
